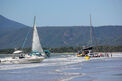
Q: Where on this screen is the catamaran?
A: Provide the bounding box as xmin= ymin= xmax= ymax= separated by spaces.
xmin=0 ymin=16 xmax=45 ymax=64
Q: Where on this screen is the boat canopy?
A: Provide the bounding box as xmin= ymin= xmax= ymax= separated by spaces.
xmin=83 ymin=47 xmax=93 ymax=50
xmin=13 ymin=50 xmax=23 ymax=54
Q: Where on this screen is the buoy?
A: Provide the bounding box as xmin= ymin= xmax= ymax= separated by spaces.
xmin=84 ymin=56 xmax=90 ymax=59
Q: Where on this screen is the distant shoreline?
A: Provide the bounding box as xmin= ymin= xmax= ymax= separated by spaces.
xmin=0 ymin=52 xmax=122 ymax=55
xmin=52 ymin=52 xmax=122 ymax=54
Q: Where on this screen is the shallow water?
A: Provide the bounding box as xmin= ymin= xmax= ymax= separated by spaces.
xmin=0 ymin=53 xmax=122 ymax=81
xmin=68 ymin=57 xmax=122 ymax=81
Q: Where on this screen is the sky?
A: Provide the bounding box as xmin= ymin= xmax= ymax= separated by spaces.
xmin=0 ymin=0 xmax=122 ymax=27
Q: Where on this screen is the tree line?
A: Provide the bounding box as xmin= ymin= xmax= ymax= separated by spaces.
xmin=0 ymin=46 xmax=122 ymax=54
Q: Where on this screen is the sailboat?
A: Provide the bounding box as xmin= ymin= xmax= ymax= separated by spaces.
xmin=0 ymin=16 xmax=45 ymax=64
xmin=77 ymin=14 xmax=99 ymax=58
xmin=83 ymin=15 xmax=101 ymax=58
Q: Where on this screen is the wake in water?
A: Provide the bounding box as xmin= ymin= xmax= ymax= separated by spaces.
xmin=0 ymin=54 xmax=86 ymax=70
xmin=0 ymin=53 xmax=122 ymax=81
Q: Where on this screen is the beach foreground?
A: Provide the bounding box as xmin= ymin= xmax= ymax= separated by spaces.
xmin=0 ymin=53 xmax=122 ymax=81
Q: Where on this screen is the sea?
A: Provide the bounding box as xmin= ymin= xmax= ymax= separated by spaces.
xmin=0 ymin=53 xmax=122 ymax=81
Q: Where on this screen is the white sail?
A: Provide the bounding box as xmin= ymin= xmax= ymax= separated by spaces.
xmin=32 ymin=16 xmax=44 ymax=53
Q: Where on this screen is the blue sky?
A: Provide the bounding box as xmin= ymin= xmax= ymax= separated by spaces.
xmin=0 ymin=0 xmax=122 ymax=26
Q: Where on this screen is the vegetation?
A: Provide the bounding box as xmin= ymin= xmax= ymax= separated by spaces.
xmin=0 ymin=46 xmax=122 ymax=54
xmin=50 ymin=46 xmax=122 ymax=53
xmin=0 ymin=49 xmax=14 ymax=54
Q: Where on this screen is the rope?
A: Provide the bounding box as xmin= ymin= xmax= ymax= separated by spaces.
xmin=21 ymin=28 xmax=31 ymax=49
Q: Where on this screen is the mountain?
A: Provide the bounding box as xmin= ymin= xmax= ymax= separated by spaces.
xmin=0 ymin=15 xmax=30 ymax=49
xmin=0 ymin=26 xmax=122 ymax=49
xmin=36 ymin=26 xmax=122 ymax=47
xmin=0 ymin=15 xmax=122 ymax=49
xmin=0 ymin=15 xmax=28 ymax=30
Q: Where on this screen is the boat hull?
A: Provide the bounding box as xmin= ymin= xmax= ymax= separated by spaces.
xmin=0 ymin=57 xmax=44 ymax=64
xmin=18 ymin=57 xmax=44 ymax=63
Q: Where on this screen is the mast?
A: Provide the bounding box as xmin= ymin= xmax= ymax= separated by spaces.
xmin=21 ymin=30 xmax=30 ymax=50
xmin=89 ymin=14 xmax=99 ymax=52
xmin=89 ymin=14 xmax=93 ymax=46
xmin=33 ymin=16 xmax=36 ymax=27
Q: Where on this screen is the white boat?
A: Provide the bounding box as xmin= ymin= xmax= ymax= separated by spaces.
xmin=0 ymin=56 xmax=44 ymax=64
xmin=0 ymin=16 xmax=45 ymax=64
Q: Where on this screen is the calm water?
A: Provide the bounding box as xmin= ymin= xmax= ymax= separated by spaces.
xmin=0 ymin=53 xmax=122 ymax=81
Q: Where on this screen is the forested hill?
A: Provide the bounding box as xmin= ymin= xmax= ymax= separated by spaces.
xmin=0 ymin=15 xmax=122 ymax=49
xmin=0 ymin=26 xmax=122 ymax=49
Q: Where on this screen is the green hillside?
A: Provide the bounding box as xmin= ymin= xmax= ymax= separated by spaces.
xmin=0 ymin=15 xmax=122 ymax=49
xmin=0 ymin=26 xmax=122 ymax=49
